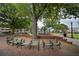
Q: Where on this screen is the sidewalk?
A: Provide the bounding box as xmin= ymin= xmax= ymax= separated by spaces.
xmin=66 ymin=37 xmax=79 ymax=46
xmin=51 ymin=33 xmax=79 ymax=46
xmin=0 ymin=36 xmax=79 ymax=56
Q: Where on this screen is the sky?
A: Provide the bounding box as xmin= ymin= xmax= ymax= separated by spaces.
xmin=37 ymin=20 xmax=44 ymax=28
xmin=60 ymin=18 xmax=79 ymax=28
xmin=38 ymin=18 xmax=79 ymax=29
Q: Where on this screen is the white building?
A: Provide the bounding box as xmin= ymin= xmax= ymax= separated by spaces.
xmin=0 ymin=27 xmax=11 ymax=33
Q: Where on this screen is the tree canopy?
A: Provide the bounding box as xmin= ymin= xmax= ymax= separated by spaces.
xmin=0 ymin=4 xmax=32 ymax=34
xmin=0 ymin=3 xmax=79 ymax=39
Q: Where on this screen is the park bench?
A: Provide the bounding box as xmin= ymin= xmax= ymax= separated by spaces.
xmin=7 ymin=38 xmax=16 ymax=45
xmin=42 ymin=39 xmax=61 ymax=49
xmin=7 ymin=38 xmax=24 ymax=48
xmin=51 ymin=40 xmax=61 ymax=49
xmin=30 ymin=40 xmax=39 ymax=50
xmin=20 ymin=40 xmax=39 ymax=49
xmin=42 ymin=40 xmax=53 ymax=49
xmin=22 ymin=40 xmax=32 ymax=49
xmin=15 ymin=39 xmax=24 ymax=48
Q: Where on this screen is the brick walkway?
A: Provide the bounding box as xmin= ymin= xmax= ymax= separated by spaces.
xmin=0 ymin=36 xmax=79 ymax=56
xmin=50 ymin=33 xmax=79 ymax=46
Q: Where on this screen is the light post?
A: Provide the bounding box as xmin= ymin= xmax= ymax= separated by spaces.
xmin=71 ymin=22 xmax=73 ymax=38
xmin=78 ymin=21 xmax=79 ymax=28
xmin=78 ymin=21 xmax=79 ymax=33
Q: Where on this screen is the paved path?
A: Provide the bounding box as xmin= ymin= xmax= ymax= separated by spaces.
xmin=0 ymin=36 xmax=79 ymax=56
xmin=51 ymin=33 xmax=79 ymax=46
xmin=66 ymin=38 xmax=79 ymax=46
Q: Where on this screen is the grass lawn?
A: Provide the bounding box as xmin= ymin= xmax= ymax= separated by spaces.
xmin=67 ymin=33 xmax=79 ymax=40
xmin=52 ymin=32 xmax=79 ymax=40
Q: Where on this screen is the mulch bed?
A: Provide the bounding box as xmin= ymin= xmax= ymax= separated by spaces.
xmin=14 ymin=34 xmax=72 ymax=44
xmin=38 ymin=35 xmax=72 ymax=44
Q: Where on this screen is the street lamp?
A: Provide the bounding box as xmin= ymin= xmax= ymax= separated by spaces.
xmin=78 ymin=21 xmax=79 ymax=28
xmin=78 ymin=21 xmax=79 ymax=33
xmin=71 ymin=21 xmax=73 ymax=38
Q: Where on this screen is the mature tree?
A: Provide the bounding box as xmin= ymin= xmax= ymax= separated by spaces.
xmin=0 ymin=3 xmax=79 ymax=40
xmin=31 ymin=4 xmax=48 ymax=40
xmin=54 ymin=24 xmax=68 ymax=32
xmin=0 ymin=4 xmax=31 ymax=34
xmin=31 ymin=3 xmax=79 ymax=40
xmin=40 ymin=25 xmax=47 ymax=34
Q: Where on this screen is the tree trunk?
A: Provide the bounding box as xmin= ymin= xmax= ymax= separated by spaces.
xmin=32 ymin=18 xmax=37 ymax=40
xmin=31 ymin=4 xmax=37 ymax=40
xmin=11 ymin=28 xmax=15 ymax=34
xmin=10 ymin=28 xmax=15 ymax=38
xmin=44 ymin=27 xmax=46 ymax=34
xmin=49 ymin=28 xmax=50 ymax=33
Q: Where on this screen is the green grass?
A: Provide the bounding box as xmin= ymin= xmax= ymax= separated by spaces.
xmin=67 ymin=33 xmax=79 ymax=40
xmin=52 ymin=32 xmax=79 ymax=40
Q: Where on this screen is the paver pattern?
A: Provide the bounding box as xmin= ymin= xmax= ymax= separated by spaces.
xmin=0 ymin=36 xmax=79 ymax=56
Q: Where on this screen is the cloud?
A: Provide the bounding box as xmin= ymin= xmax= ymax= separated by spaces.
xmin=60 ymin=18 xmax=79 ymax=28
